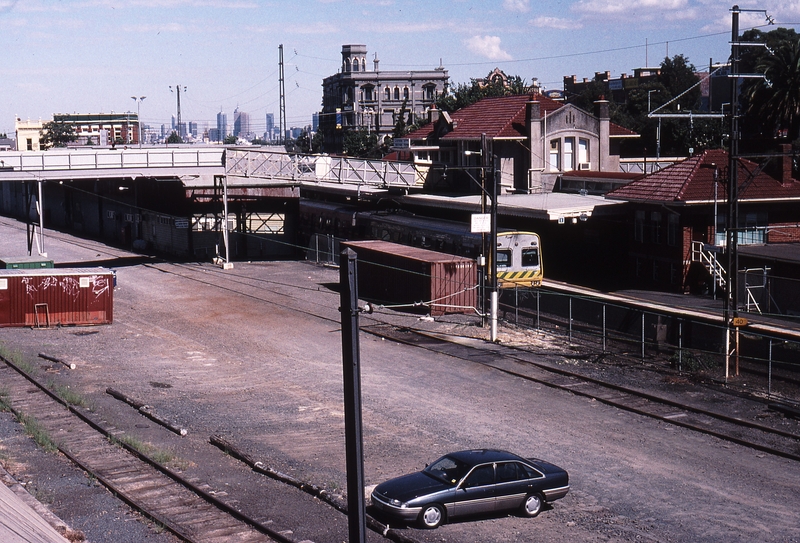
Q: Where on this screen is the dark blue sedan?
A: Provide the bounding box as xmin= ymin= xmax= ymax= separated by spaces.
xmin=370 ymin=449 xmax=569 ymax=529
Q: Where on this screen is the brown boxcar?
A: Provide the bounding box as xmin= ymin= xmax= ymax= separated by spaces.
xmin=0 ymin=268 xmax=114 ymax=327
xmin=342 ymin=240 xmax=477 ymax=316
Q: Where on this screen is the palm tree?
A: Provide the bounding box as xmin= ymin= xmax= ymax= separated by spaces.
xmin=744 ymin=38 xmax=800 ymax=139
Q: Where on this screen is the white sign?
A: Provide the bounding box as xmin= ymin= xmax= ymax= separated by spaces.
xmin=471 ymin=213 xmax=491 ymax=233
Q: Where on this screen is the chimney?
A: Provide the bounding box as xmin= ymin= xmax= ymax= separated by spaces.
xmin=428 ymin=103 xmax=440 ymax=124
xmin=780 ymin=143 xmax=794 ymax=185
xmin=594 ymin=99 xmax=610 ymax=120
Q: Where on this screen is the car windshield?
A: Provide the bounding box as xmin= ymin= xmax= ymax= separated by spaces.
xmin=423 ymin=455 xmax=470 ymax=485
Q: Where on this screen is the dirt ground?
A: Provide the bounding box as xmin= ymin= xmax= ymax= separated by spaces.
xmin=0 ymin=217 xmax=799 ymax=543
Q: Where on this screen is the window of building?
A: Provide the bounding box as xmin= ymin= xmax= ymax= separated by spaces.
xmin=549 ymin=139 xmax=560 ymax=171
xmin=564 ymin=137 xmax=575 ymax=171
xmin=393 ymin=87 xmax=400 ymax=100
xmin=667 ymin=213 xmax=679 ymax=246
xmin=423 ymin=85 xmax=436 ymax=100
xmin=363 ymin=86 xmax=373 ymax=101
xmin=353 ymin=58 xmax=360 ymax=72
xmin=578 ymin=138 xmax=589 ymax=167
xmin=651 ymin=211 xmax=662 ymax=244
xmin=27 ymin=138 xmax=33 ymax=151
xmin=385 ymin=87 xmax=391 ymax=101
xmin=345 ymin=58 xmax=351 ymax=72
xmin=403 ymin=87 xmax=409 ymax=100
xmin=634 ymin=210 xmax=645 ymax=242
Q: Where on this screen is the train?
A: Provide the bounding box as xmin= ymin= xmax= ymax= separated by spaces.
xmin=298 ymin=199 xmax=543 ymax=288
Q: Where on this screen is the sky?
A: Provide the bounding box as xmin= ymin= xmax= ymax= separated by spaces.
xmin=1 ymin=0 xmax=799 ymax=138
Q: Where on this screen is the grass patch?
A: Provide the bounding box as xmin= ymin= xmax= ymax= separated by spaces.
xmin=0 ymin=387 xmax=10 ymax=412
xmin=0 ymin=344 xmax=36 ymax=375
xmin=17 ymin=413 xmax=59 ymax=453
xmin=49 ymin=383 xmax=89 ymax=408
xmin=113 ymin=434 xmax=176 ymax=466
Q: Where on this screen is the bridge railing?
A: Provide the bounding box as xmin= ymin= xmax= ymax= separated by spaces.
xmin=0 ymin=148 xmax=225 ymax=171
xmin=226 ymin=149 xmax=427 ymax=189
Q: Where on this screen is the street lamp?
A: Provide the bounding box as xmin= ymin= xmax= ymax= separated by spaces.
xmin=131 ymin=96 xmax=146 ymax=148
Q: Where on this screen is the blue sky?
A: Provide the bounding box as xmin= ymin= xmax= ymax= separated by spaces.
xmin=1 ymin=0 xmax=797 ymax=137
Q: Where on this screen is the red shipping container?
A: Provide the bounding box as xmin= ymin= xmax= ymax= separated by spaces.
xmin=342 ymin=240 xmax=477 ymax=317
xmin=0 ymin=268 xmax=114 ymax=327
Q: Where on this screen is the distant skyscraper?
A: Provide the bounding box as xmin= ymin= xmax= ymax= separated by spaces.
xmin=265 ymin=113 xmax=274 ymax=140
xmin=189 ymin=121 xmax=198 ymax=138
xmin=216 ymin=111 xmax=227 ymax=142
xmin=171 ymin=115 xmax=177 ymax=130
xmin=312 ymin=112 xmax=319 ymax=132
xmin=233 ymin=107 xmax=251 ymax=139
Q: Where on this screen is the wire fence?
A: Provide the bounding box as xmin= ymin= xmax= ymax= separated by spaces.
xmin=497 ymin=287 xmax=800 ymax=402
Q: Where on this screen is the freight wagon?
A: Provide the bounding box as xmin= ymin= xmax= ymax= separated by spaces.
xmin=0 ymin=268 xmax=114 ymax=327
xmin=342 ymin=240 xmax=477 ymax=317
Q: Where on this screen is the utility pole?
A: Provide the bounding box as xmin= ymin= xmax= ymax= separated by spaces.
xmin=279 ymin=44 xmax=286 ymax=145
xmin=340 ymin=248 xmax=366 ymax=543
xmin=724 ymin=4 xmax=773 ymax=378
xmin=169 ymin=85 xmax=186 ymax=138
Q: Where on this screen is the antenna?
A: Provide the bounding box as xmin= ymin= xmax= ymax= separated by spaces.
xmin=279 ymin=44 xmax=286 ymax=145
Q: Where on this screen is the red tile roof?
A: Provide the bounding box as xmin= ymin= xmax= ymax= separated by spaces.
xmin=606 ymin=148 xmax=800 ymax=203
xmin=408 ymin=93 xmax=634 ymax=142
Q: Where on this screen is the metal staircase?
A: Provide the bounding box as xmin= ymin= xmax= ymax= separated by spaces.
xmin=691 ymin=241 xmax=726 ymax=288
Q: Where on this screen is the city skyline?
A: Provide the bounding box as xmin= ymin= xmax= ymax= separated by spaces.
xmin=1 ymin=0 xmax=797 ymax=137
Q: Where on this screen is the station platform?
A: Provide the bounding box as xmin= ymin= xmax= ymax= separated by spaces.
xmin=0 ymin=466 xmax=71 ymax=543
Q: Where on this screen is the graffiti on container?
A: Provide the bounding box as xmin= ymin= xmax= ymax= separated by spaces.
xmin=20 ymin=275 xmax=108 ymax=301
xmin=91 ymin=276 xmax=109 ymax=298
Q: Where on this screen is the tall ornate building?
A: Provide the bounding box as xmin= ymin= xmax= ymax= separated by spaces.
xmin=320 ymin=44 xmax=449 ymax=153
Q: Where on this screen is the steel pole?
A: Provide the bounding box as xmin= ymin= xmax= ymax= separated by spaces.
xmin=340 ymin=248 xmax=366 ymax=543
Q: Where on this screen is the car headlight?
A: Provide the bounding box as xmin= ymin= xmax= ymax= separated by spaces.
xmin=390 ymin=499 xmax=402 ymax=507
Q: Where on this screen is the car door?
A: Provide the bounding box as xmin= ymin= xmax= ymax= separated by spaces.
xmin=494 ymin=461 xmax=533 ymax=511
xmin=453 ymin=463 xmax=496 ymax=518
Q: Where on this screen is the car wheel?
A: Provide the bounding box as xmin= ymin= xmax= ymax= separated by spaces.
xmin=419 ymin=504 xmax=445 ymax=528
xmin=521 ymin=493 xmax=543 ymax=517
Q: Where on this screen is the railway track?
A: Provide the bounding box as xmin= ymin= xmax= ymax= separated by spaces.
xmin=134 ymin=262 xmax=800 ymax=463
xmin=362 ymin=324 xmax=800 ymax=463
xmin=0 ymin=356 xmax=291 ymax=543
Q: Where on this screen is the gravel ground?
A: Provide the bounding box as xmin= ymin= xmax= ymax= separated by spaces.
xmin=0 ymin=216 xmax=799 ymax=543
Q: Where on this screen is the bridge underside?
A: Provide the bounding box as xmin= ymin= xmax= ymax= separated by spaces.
xmin=0 ymin=174 xmax=300 ymax=262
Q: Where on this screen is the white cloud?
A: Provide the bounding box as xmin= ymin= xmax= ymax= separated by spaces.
xmin=531 ymin=16 xmax=579 ymax=30
xmin=465 ymin=35 xmax=512 ymax=61
xmin=503 ymin=0 xmax=530 ymax=13
xmin=573 ymin=0 xmax=689 ymax=17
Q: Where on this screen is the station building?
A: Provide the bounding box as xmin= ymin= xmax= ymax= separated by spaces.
xmin=320 ymin=44 xmax=449 ymax=153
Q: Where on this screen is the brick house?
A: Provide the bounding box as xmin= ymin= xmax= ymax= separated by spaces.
xmin=405 ymin=93 xmax=638 ymax=194
xmin=605 ymin=147 xmax=800 ymax=295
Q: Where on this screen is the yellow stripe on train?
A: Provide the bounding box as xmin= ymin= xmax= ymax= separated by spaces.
xmin=497 ymin=270 xmax=542 ymax=288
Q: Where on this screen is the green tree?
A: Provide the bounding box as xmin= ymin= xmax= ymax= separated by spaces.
xmin=343 ymin=127 xmax=380 ymax=158
xmin=223 ymin=135 xmax=237 ymax=144
xmin=40 ymin=119 xmax=76 ymax=148
xmin=743 ymin=35 xmax=800 ymax=141
xmin=435 ymin=71 xmax=530 ymax=112
xmin=167 ymin=131 xmax=183 ymax=144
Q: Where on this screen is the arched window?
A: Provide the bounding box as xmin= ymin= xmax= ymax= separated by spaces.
xmin=353 ymin=58 xmax=360 ymax=72
xmin=403 ymin=87 xmax=409 ymax=100
xmin=344 ymin=58 xmax=351 ymax=72
xmin=385 ymin=87 xmax=391 ymax=101
xmin=393 ymin=87 xmax=400 ymax=100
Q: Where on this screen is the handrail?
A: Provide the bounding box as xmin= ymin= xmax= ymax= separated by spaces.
xmin=0 ymin=148 xmax=224 ymax=172
xmin=691 ymin=241 xmax=727 ymax=288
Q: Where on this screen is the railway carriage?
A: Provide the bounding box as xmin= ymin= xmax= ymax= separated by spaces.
xmin=299 ymin=199 xmax=543 ymax=287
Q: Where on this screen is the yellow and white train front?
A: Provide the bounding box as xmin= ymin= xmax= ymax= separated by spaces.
xmin=495 ymin=232 xmax=542 ymax=288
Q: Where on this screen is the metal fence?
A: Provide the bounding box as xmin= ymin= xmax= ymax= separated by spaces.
xmin=307 ymin=233 xmax=799 ymax=402
xmin=498 ymin=287 xmax=800 ymax=401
